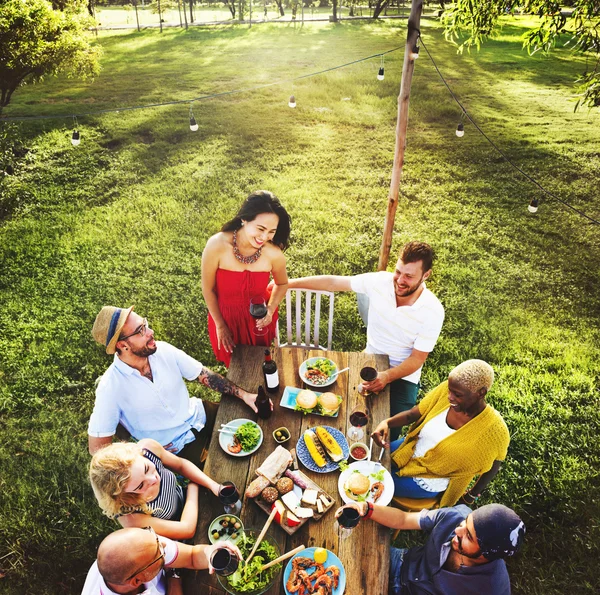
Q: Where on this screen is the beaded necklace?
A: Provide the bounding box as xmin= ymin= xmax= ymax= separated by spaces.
xmin=232 ymin=229 xmax=263 ymax=264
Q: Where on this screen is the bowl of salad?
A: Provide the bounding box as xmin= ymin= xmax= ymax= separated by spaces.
xmin=219 ymin=419 xmax=264 ymax=457
xmin=218 ymin=528 xmax=282 ymax=595
xmin=299 ymin=357 xmax=338 ymax=388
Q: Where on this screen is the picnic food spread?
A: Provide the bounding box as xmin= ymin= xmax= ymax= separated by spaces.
xmin=245 ymin=446 xmax=335 ymax=534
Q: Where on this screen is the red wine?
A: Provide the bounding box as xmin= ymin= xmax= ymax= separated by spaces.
xmin=218 ymin=482 xmax=239 ymax=504
xmin=210 ymin=548 xmax=240 ymax=576
xmin=256 ymin=385 xmax=272 ymax=419
xmin=250 ymin=304 xmax=268 ymax=319
xmin=349 ymin=411 xmax=368 ymax=427
xmin=262 ymin=349 xmax=279 ymax=392
xmin=360 ymin=366 xmax=377 ymax=381
xmin=338 ymin=507 xmax=361 ymax=528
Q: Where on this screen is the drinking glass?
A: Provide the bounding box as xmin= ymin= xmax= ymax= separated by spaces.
xmin=347 ymin=401 xmax=369 ymax=442
xmin=249 ymin=295 xmax=269 ymax=337
xmin=334 ymin=506 xmax=361 ymax=539
xmin=358 ymin=362 xmax=378 ymax=397
xmin=210 ymin=547 xmax=240 ymax=576
xmin=218 ymin=482 xmax=242 ymax=515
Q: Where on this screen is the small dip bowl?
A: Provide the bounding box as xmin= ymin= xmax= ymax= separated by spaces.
xmin=349 ymin=442 xmax=370 ymax=461
xmin=273 ymin=427 xmax=291 ymax=444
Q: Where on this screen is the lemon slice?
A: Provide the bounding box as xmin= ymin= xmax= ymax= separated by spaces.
xmin=314 ymin=547 xmax=328 ymax=564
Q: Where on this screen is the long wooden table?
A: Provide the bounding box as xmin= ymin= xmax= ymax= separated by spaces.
xmin=185 ymin=346 xmax=391 ymax=595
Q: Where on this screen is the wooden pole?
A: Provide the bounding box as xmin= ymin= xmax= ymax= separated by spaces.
xmin=377 ymin=0 xmax=422 ymax=271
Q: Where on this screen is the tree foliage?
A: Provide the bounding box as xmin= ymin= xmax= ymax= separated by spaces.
xmin=0 ymin=0 xmax=101 ymax=114
xmin=442 ymin=0 xmax=600 ymax=109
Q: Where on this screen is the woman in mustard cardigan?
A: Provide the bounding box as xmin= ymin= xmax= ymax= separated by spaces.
xmin=372 ymin=359 xmax=509 ymax=508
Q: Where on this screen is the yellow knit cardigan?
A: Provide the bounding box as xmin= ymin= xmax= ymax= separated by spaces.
xmin=391 ymin=380 xmax=510 ymax=508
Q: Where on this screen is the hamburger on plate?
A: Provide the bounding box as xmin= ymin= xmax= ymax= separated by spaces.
xmin=296 ymin=389 xmax=318 ymax=410
xmin=343 ymin=471 xmax=371 ymax=501
xmin=317 ymin=391 xmax=342 ymax=416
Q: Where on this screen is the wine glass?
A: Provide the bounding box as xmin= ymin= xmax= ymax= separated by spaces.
xmin=249 ymin=295 xmax=269 ymax=337
xmin=334 ymin=506 xmax=361 ymax=539
xmin=358 ymin=362 xmax=377 ymax=397
xmin=210 ymin=547 xmax=240 ymax=576
xmin=218 ymin=481 xmax=242 ymax=515
xmin=348 ymin=401 xmax=369 ymax=442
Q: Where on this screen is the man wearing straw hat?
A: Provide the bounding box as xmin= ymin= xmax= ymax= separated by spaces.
xmin=88 ymin=305 xmax=265 ymax=460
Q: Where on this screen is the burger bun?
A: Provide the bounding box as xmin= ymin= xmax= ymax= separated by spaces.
xmin=344 ymin=472 xmax=371 ymax=501
xmin=318 ymin=392 xmax=341 ymax=415
xmin=296 ymin=389 xmax=318 ymax=409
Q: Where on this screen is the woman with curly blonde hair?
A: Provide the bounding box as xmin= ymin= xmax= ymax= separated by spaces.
xmin=90 ymin=438 xmax=220 ymax=539
xmin=372 ymin=359 xmax=510 ymax=508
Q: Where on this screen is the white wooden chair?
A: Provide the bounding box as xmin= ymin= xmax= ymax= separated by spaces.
xmin=275 ymin=289 xmax=335 ymax=350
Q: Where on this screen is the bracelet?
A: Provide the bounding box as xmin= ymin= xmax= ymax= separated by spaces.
xmin=462 ymin=492 xmax=479 ymax=504
xmin=364 ymin=501 xmax=375 ymax=519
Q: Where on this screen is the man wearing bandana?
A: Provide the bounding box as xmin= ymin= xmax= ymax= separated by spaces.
xmin=335 ymin=502 xmax=525 ymax=594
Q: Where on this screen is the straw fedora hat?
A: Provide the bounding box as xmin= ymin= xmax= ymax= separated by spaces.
xmin=92 ymin=306 xmax=134 ymax=354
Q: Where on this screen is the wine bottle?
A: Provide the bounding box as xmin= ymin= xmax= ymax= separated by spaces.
xmin=256 ymin=386 xmax=272 ymax=419
xmin=262 ymin=349 xmax=280 ymax=393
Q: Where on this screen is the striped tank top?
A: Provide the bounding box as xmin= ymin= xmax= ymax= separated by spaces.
xmin=120 ymin=449 xmax=184 ymax=520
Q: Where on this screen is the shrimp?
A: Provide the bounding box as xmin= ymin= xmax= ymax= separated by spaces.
xmin=287 ymin=557 xmax=316 ymax=593
xmin=325 ymin=565 xmax=340 ymax=589
xmin=370 ymin=481 xmax=385 ymax=503
xmin=313 ymin=574 xmax=333 ymax=595
xmin=227 ymin=436 xmax=242 ymax=454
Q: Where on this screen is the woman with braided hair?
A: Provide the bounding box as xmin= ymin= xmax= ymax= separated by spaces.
xmin=372 ymin=359 xmax=509 ymax=507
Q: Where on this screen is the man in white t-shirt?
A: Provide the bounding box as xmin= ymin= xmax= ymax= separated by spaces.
xmin=88 ymin=306 xmax=269 ymax=458
xmin=81 ymin=526 xmax=239 ymax=595
xmin=287 ymin=242 xmax=444 ymax=436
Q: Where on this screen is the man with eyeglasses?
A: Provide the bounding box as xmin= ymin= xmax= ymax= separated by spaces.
xmin=88 ymin=305 xmax=268 ymax=459
xmin=81 ymin=526 xmax=239 ymax=594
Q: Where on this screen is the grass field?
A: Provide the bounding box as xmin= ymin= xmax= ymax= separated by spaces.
xmin=1 ymin=16 xmax=599 ymax=594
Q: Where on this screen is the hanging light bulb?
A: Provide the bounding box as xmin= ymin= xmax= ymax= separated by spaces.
xmin=456 ymin=122 xmax=465 ymax=137
xmin=288 ymin=95 xmax=296 ymax=108
xmin=189 ymin=105 xmax=198 ymax=131
xmin=528 ymin=198 xmax=539 ymax=213
xmin=377 ymin=66 xmax=385 ymax=81
xmin=71 ymin=115 xmax=80 ymax=146
xmin=409 ymin=44 xmax=420 ymax=60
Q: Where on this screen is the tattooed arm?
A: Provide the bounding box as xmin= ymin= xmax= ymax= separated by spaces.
xmin=198 ymin=368 xmax=267 ymax=413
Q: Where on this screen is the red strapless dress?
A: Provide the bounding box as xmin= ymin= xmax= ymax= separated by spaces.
xmin=208 ymin=269 xmax=278 ymax=367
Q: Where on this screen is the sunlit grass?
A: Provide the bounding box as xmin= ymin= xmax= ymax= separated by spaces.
xmin=1 ymin=18 xmax=599 ymax=594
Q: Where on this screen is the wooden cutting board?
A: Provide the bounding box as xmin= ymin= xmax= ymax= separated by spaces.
xmin=250 ymin=469 xmax=335 ymax=535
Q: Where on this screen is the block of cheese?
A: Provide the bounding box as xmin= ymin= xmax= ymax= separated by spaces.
xmin=301 ymin=489 xmax=318 ymax=506
xmin=316 ymin=498 xmax=324 ymax=514
xmin=294 ymin=506 xmax=314 ymax=519
xmin=281 ymin=491 xmax=301 ymax=510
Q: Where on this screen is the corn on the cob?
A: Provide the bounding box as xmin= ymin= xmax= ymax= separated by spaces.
xmin=315 ymin=427 xmax=344 ymax=462
xmin=303 ymin=430 xmax=327 ymax=467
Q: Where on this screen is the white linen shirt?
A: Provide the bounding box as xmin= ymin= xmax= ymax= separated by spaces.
xmin=88 ymin=341 xmax=206 ymax=453
xmin=350 ymin=272 xmax=444 ymax=384
xmin=81 ymin=536 xmax=179 ymax=595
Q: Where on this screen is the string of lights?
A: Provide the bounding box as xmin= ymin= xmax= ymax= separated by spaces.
xmin=0 ymin=46 xmax=404 ymax=123
xmin=418 ymin=35 xmax=600 ymax=226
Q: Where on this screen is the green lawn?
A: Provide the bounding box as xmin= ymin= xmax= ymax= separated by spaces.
xmin=1 ymin=17 xmax=599 ymax=594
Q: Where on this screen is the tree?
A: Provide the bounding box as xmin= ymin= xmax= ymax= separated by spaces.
xmin=0 ymin=0 xmax=101 ymax=115
xmin=442 ymin=0 xmax=600 ymax=109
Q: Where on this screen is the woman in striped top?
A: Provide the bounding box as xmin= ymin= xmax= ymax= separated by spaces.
xmin=89 ymin=438 xmax=220 ymax=539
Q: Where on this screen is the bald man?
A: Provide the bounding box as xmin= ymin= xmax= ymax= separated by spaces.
xmin=81 ymin=527 xmax=239 ymax=595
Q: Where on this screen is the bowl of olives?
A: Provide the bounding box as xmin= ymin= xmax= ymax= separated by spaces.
xmin=208 ymin=514 xmax=244 ymax=544
xmin=272 ymin=427 xmax=291 ymax=444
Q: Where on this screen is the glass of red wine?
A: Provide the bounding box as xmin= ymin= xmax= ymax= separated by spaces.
xmin=358 ymin=363 xmax=378 ymax=397
xmin=218 ymin=481 xmax=242 ymax=515
xmin=249 ymin=295 xmax=269 ymax=337
xmin=334 ymin=506 xmax=361 ymax=539
xmin=210 ymin=547 xmax=240 ymax=576
xmin=348 ymin=401 xmax=369 ymax=442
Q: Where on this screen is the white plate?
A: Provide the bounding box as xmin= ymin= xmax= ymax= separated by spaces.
xmin=337 ymin=460 xmax=394 ymax=506
xmin=299 ymin=357 xmax=338 ymax=388
xmin=218 ymin=418 xmax=263 ymax=457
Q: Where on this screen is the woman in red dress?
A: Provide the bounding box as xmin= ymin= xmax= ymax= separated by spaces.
xmin=202 ymin=190 xmax=291 ymax=367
